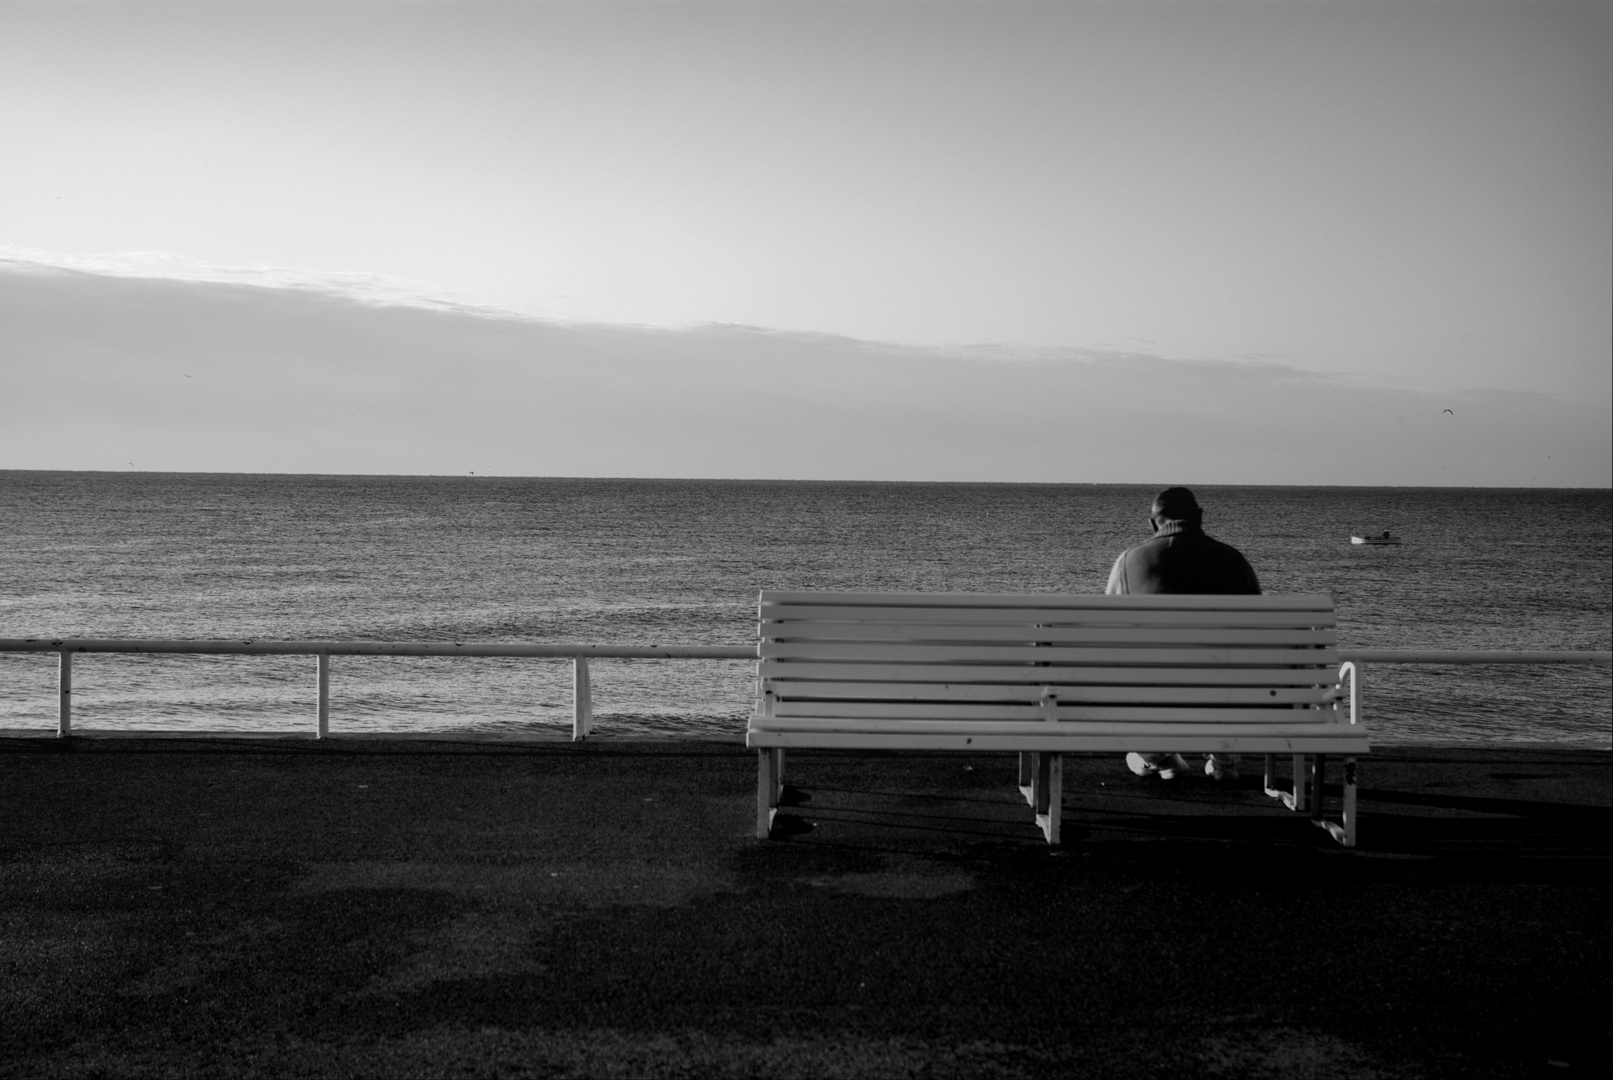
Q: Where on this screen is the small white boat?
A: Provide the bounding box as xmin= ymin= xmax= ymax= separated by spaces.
xmin=1351 ymin=531 xmax=1402 ymax=545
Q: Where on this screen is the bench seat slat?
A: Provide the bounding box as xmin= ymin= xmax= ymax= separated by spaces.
xmin=766 ymin=681 xmax=1337 ymax=705
xmin=757 ymin=661 xmax=1340 ymax=686
xmin=760 ymin=604 xmax=1337 ymax=627
xmin=762 ymin=643 xmax=1338 ymax=666
xmin=747 ymin=730 xmax=1370 ymax=753
xmin=762 ymin=623 xmax=1337 ymax=646
xmin=752 ymin=717 xmax=1352 ymax=736
xmin=766 ymin=702 xmax=1340 ymax=723
xmin=759 ymin=591 xmax=1333 ymax=610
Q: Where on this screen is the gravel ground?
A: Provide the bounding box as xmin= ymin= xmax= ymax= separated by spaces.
xmin=1 ymin=737 xmax=1607 ymax=1079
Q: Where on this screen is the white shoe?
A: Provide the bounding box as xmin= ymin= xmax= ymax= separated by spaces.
xmin=1128 ymin=752 xmax=1188 ymax=780
xmin=1205 ymin=757 xmax=1240 ymax=781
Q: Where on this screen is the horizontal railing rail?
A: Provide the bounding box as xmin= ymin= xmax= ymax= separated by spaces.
xmin=0 ymin=637 xmax=754 ymax=741
xmin=1333 ymin=650 xmax=1609 ymax=742
xmin=0 ymin=638 xmax=754 ymax=660
xmin=0 ymin=639 xmax=1605 ymax=743
xmin=1338 ymin=649 xmax=1611 ymax=664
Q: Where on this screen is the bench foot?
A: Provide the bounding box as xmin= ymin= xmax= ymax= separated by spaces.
xmin=1023 ymin=752 xmax=1062 ymax=845
xmin=1263 ymin=753 xmax=1312 ymax=811
xmin=1267 ymin=753 xmax=1358 ymax=847
xmin=1318 ymin=755 xmax=1358 ymax=848
xmin=755 ymin=747 xmax=785 ymax=839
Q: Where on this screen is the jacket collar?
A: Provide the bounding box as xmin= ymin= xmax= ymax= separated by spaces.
xmin=1153 ymin=518 xmax=1202 ymax=538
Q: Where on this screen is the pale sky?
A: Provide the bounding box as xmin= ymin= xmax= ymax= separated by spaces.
xmin=2 ymin=0 xmax=1609 ymax=484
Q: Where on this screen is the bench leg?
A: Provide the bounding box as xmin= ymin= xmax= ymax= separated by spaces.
xmin=1018 ymin=751 xmax=1036 ymax=807
xmin=1343 ymin=757 xmax=1358 ymax=848
xmin=1032 ymin=753 xmax=1062 ymax=845
xmin=1265 ymin=753 xmax=1308 ymax=811
xmin=1264 ymin=752 xmax=1360 ymax=847
xmin=1311 ymin=755 xmax=1359 ymax=848
xmin=756 ymin=748 xmax=782 ymax=839
xmin=1310 ymin=754 xmax=1325 ymax=822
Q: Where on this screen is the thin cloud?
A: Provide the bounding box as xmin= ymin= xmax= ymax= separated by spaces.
xmin=0 ymin=246 xmax=520 ymax=321
xmin=0 ymin=247 xmax=1315 ymax=371
xmin=1 ymin=261 xmax=1606 ymax=485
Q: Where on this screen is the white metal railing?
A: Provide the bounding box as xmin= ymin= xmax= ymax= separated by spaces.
xmin=0 ymin=639 xmax=1606 ymax=742
xmin=1337 ymin=650 xmax=1612 ymax=664
xmin=1333 ymin=650 xmax=1611 ymax=744
xmin=0 ymin=637 xmax=754 ymax=741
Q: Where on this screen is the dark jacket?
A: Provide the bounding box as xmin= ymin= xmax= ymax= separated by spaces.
xmin=1104 ymin=519 xmax=1261 ymax=595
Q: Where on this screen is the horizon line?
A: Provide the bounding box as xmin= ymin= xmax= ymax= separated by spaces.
xmin=3 ymin=468 xmax=1608 ymax=493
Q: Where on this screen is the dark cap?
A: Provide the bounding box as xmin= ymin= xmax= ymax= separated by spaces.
xmin=1151 ymin=486 xmax=1201 ymax=520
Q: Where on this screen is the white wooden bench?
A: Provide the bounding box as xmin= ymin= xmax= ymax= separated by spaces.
xmin=748 ymin=591 xmax=1368 ymax=847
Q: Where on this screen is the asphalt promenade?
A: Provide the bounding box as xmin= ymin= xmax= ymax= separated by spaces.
xmin=2 ymin=736 xmax=1608 ymax=1079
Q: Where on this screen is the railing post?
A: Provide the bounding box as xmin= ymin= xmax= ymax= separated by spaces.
xmin=1310 ymin=754 xmax=1326 ymax=822
xmin=573 ymin=655 xmax=593 ymax=740
xmin=1350 ymin=662 xmax=1364 ymax=727
xmin=316 ymin=652 xmax=330 ymax=738
xmin=57 ymin=650 xmax=71 ymax=737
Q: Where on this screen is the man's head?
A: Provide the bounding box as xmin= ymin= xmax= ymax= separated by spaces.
xmin=1150 ymin=486 xmax=1202 ymax=532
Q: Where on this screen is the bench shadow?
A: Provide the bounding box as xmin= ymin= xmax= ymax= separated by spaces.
xmin=1358 ymin=787 xmax=1612 ymax=822
xmin=1065 ymin=803 xmax=1610 ymax=862
xmin=773 ymin=807 xmax=1067 ymax=843
xmin=788 ymin=783 xmax=1025 ymax=808
xmin=777 ymin=780 xmax=1613 ymax=864
xmin=769 ymin=784 xmax=1069 ymax=844
xmin=1353 ymin=813 xmax=1612 ymax=862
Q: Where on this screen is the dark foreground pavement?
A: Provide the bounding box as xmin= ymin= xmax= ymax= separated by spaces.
xmin=1 ymin=737 xmax=1607 ymax=1079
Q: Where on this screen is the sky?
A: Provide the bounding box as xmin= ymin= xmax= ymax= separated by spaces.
xmin=1 ymin=0 xmax=1609 ymax=485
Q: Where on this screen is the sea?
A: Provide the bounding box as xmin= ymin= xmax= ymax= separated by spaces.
xmin=0 ymin=472 xmax=1608 ymax=746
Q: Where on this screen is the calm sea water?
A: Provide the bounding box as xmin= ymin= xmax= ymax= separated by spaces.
xmin=0 ymin=472 xmax=1608 ymax=745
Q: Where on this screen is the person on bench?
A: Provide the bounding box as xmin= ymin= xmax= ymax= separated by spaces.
xmin=1106 ymin=486 xmax=1261 ymax=781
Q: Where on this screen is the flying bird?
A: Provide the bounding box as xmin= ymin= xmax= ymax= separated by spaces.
xmin=1442 ymin=409 xmax=1453 ymax=415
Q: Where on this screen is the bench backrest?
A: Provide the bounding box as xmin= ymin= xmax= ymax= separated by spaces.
xmin=756 ymin=591 xmax=1343 ymax=727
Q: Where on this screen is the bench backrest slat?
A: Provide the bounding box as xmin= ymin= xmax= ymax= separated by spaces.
xmin=760 ymin=604 xmax=1335 ymax=627
xmin=771 ymin=703 xmax=1336 ymax=723
xmin=756 ymin=718 xmax=1345 ymax=737
xmin=760 ymin=590 xmax=1332 ymax=610
xmin=763 ymin=643 xmax=1338 ymax=666
xmin=763 ymin=623 xmax=1336 ymax=646
xmin=758 ymin=661 xmax=1339 ymax=686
